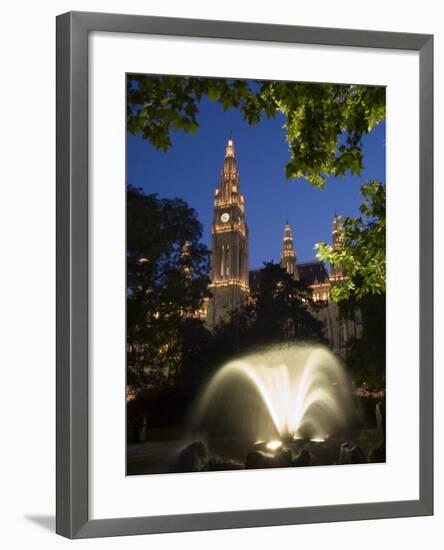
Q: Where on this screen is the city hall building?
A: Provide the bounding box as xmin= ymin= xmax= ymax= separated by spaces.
xmin=205 ymin=137 xmax=361 ymax=357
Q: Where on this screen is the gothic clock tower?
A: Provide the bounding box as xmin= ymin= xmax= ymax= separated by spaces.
xmin=207 ymin=136 xmax=249 ymax=328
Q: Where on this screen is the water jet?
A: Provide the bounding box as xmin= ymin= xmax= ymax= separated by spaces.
xmin=190 ymin=343 xmax=353 ymax=450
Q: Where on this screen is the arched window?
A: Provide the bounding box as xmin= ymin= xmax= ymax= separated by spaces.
xmin=225 ymin=245 xmax=230 ymax=277
xmin=220 ymin=245 xmax=225 ymax=278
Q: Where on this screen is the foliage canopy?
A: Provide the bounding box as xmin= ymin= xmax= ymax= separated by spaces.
xmin=127 ymin=76 xmax=385 ymax=187
xmin=126 ymin=76 xmax=387 ymax=391
xmin=315 ymin=180 xmax=386 ymax=302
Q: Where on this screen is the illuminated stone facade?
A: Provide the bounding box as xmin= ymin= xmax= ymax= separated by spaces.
xmin=206 ymin=137 xmax=361 ymax=357
xmin=206 ymin=137 xmax=249 ymax=328
xmin=278 ymin=220 xmax=361 ymax=357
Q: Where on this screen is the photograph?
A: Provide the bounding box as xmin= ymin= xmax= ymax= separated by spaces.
xmin=0 ymin=2 xmax=435 ymax=544
xmin=125 ymin=74 xmax=386 ymax=475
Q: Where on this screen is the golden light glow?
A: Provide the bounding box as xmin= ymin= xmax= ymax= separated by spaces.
xmin=215 ymin=199 xmax=243 ymax=208
xmin=266 ymin=440 xmax=282 ymax=451
xmin=212 ymin=224 xmax=246 ymax=237
xmin=192 ymin=345 xmax=350 ymax=442
xmin=126 ymin=386 xmax=137 ymax=402
xmin=225 ymin=139 xmax=235 ymax=158
xmin=209 ymin=280 xmax=249 ymax=292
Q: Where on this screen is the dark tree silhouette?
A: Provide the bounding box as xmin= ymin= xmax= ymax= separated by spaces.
xmin=176 ymin=262 xmax=327 ymax=394
xmin=127 ymin=185 xmax=211 ymax=388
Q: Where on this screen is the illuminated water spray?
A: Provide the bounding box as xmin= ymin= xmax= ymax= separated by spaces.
xmin=190 ymin=343 xmax=353 ymax=443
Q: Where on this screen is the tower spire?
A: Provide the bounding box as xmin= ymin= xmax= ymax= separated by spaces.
xmin=180 ymin=240 xmax=192 ymax=280
xmin=225 ymin=133 xmax=235 ymax=159
xmin=331 ymin=214 xmax=344 ymax=280
xmin=219 ymin=135 xmax=239 ymax=196
xmin=332 ymin=214 xmax=341 ymax=251
xmin=280 ymin=221 xmax=298 ymax=279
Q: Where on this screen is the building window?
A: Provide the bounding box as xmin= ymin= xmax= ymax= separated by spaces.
xmin=220 ymin=245 xmax=225 ymax=278
xmin=239 ymin=245 xmax=242 ymax=278
xmin=225 ymin=245 xmax=230 ymax=277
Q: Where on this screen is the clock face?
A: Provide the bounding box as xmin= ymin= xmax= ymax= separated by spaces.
xmin=220 ymin=212 xmax=230 ymax=223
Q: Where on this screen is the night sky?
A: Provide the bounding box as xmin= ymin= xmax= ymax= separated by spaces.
xmin=127 ymin=88 xmax=386 ymax=269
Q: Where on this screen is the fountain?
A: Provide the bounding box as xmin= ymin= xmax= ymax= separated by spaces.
xmin=128 ymin=342 xmax=381 ymax=474
xmin=189 ymin=343 xmax=353 ymax=450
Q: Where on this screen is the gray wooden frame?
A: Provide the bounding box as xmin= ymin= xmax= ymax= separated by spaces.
xmin=56 ymin=11 xmax=434 ymax=539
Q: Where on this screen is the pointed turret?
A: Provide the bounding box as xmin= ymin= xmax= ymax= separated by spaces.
xmin=331 ymin=214 xmax=344 ymax=279
xmin=180 ymin=240 xmax=192 ymax=280
xmin=222 ymin=135 xmax=237 ymax=176
xmin=214 ymin=135 xmax=243 ymax=211
xmin=280 ymin=222 xmax=298 ymax=279
xmin=332 ymin=214 xmax=342 ymax=251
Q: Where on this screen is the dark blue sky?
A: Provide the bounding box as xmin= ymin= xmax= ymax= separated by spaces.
xmin=127 ymin=93 xmax=385 ymax=269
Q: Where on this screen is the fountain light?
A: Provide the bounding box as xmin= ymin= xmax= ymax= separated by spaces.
xmin=189 ymin=343 xmax=352 ymax=444
xmin=266 ymin=440 xmax=282 ymax=451
xmin=310 ymin=437 xmax=325 ymax=443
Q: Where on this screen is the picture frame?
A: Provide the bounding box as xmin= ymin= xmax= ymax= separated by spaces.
xmin=56 ymin=10 xmax=434 ymax=539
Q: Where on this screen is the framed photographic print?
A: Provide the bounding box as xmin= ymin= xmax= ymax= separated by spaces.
xmin=56 ymin=11 xmax=434 ymax=539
